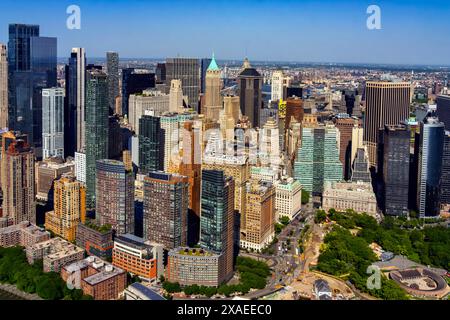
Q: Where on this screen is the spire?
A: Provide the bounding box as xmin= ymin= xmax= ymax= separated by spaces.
xmin=207 ymin=52 xmax=220 ymax=71
xmin=243 ymin=57 xmax=251 ymax=69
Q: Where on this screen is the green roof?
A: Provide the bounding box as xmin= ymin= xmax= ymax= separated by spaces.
xmin=207 ymin=53 xmax=220 ymax=71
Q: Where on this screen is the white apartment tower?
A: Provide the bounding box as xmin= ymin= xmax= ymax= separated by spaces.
xmin=42 ymin=88 xmax=65 ymax=159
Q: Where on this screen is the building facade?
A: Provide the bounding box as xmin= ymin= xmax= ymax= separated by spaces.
xmin=42 ymin=88 xmax=64 ymax=159
xmin=237 ymin=58 xmax=262 ymax=128
xmin=275 ymin=177 xmax=302 ymax=221
xmin=138 ymin=115 xmax=164 ymax=174
xmin=106 ymin=51 xmax=119 ymax=113
xmin=0 ymin=43 xmax=7 ymax=129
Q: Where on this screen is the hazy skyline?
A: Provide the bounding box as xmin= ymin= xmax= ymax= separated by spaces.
xmin=1 ymin=0 xmax=449 ymax=65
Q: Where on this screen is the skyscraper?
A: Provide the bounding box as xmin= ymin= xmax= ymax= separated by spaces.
xmin=3 ymin=135 xmax=35 ymax=224
xmin=165 ymin=58 xmax=200 ymax=112
xmin=0 ymin=43 xmax=7 ymax=129
xmin=65 ymin=48 xmax=86 ymax=157
xmin=379 ymin=125 xmax=410 ymax=216
xmin=160 ymin=113 xmax=180 ymax=171
xmin=42 ymin=88 xmax=64 ymax=159
xmin=441 ymin=132 xmax=450 ymax=208
xmin=96 ymin=159 xmax=135 ymax=235
xmin=271 ymin=70 xmax=284 ymax=102
xmin=416 ymin=117 xmax=445 ymax=218
xmin=121 ymin=68 xmax=155 ymax=116
xmin=237 ymin=58 xmax=262 ymax=128
xmin=200 ymin=58 xmax=212 ymax=94
xmin=351 ymin=147 xmax=371 ymax=183
xmin=203 ymin=55 xmax=222 ymax=122
xmin=138 ymin=115 xmax=164 ymax=174
xmin=294 ymin=122 xmax=343 ymax=195
xmin=45 ymin=175 xmax=86 ymax=242
xmin=106 ymin=52 xmax=120 ymax=113
xmin=436 ymin=95 xmax=450 ymax=130
xmin=363 ymin=81 xmax=411 ymax=167
xmin=169 ymin=79 xmax=184 ymax=113
xmin=200 ymin=170 xmax=235 ymax=281
xmin=335 ymin=117 xmax=359 ymax=180
xmin=85 ymin=70 xmax=109 ymax=208
xmin=143 ymin=172 xmax=189 ymax=250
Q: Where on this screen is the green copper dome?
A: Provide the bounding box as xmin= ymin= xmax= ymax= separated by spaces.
xmin=207 ymin=53 xmax=220 ymax=71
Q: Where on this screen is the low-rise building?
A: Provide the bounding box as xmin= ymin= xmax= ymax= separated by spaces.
xmin=314 ymin=279 xmax=332 ymax=300
xmin=322 ymin=181 xmax=378 ymax=217
xmin=167 ymin=247 xmax=224 ymax=287
xmin=0 ymin=221 xmax=50 ymax=248
xmin=26 ymin=237 xmax=84 ymax=272
xmin=76 ymin=221 xmax=114 ymax=259
xmin=112 ymin=234 xmax=164 ymax=282
xmin=61 ymin=256 xmax=127 ymax=300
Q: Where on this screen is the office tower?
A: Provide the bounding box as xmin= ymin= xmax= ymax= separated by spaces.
xmin=416 ymin=117 xmax=445 ymax=218
xmin=85 ymin=70 xmax=109 ymax=208
xmin=285 ymin=97 xmax=304 ymax=133
xmin=200 ymin=58 xmax=212 ymax=94
xmin=65 ymin=48 xmax=86 ymax=157
xmin=271 ymin=70 xmax=284 ymax=102
xmin=200 ymin=170 xmax=235 ymax=281
xmin=180 ymin=121 xmax=202 ymax=245
xmin=74 ymin=151 xmax=86 ymax=183
xmin=335 ymin=117 xmax=359 ymax=180
xmin=0 ymin=44 xmax=7 ymax=129
xmin=139 ymin=115 xmax=164 ymax=174
xmin=35 ymin=157 xmax=75 ymax=203
xmin=165 ymin=58 xmax=200 ymax=112
xmin=260 ymin=117 xmax=281 ymax=168
xmin=3 ymin=136 xmax=35 ymax=224
xmin=286 ymin=86 xmax=303 ymax=100
xmin=108 ymin=115 xmax=123 ymax=160
xmin=96 ymin=159 xmax=135 ymax=235
xmin=42 ymin=88 xmax=64 ymax=159
xmin=169 ymin=79 xmax=184 ymax=113
xmin=143 ymin=172 xmax=189 ymax=249
xmin=160 ymin=113 xmax=180 ymax=171
xmin=240 ymin=180 xmax=275 ymax=252
xmin=129 ymin=89 xmax=170 ymax=132
xmin=364 ymin=81 xmax=412 ymax=167
xmin=122 ymin=68 xmax=155 ymax=116
xmin=156 ymin=63 xmax=166 ymax=84
xmin=237 ymin=58 xmax=262 ymax=128
xmin=275 ymin=177 xmax=302 ymax=221
xmin=378 ymin=125 xmax=410 ymax=216
xmin=436 ymin=95 xmax=450 ymax=130
xmin=220 ymin=95 xmax=240 ymax=141
xmin=106 ymin=52 xmax=119 ymax=113
xmin=441 ymin=133 xmax=450 ymax=207
xmin=294 ymin=122 xmax=343 ymax=195
xmin=203 ymin=55 xmax=222 ymax=122
xmin=351 ymin=125 xmax=364 ymax=165
xmin=45 ymin=175 xmax=86 ymax=242
xmin=351 ymin=147 xmax=371 ymax=183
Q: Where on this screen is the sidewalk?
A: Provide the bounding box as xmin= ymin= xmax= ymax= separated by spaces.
xmin=0 ymin=283 xmax=43 ymax=300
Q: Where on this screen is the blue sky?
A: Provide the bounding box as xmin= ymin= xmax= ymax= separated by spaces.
xmin=0 ymin=0 xmax=449 ymax=65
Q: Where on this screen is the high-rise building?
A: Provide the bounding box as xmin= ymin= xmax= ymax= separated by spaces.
xmin=165 ymin=58 xmax=200 ymax=112
xmin=143 ymin=172 xmax=189 ymax=249
xmin=3 ymin=136 xmax=35 ymax=224
xmin=121 ymin=68 xmax=155 ymax=116
xmin=364 ymin=81 xmax=411 ymax=167
xmin=169 ymin=79 xmax=184 ymax=113
xmin=350 ymin=147 xmax=371 ymax=183
xmin=240 ymin=180 xmax=275 ymax=252
xmin=219 ymin=95 xmax=240 ymax=141
xmin=85 ymin=70 xmax=109 ymax=208
xmin=45 ymin=175 xmax=86 ymax=242
xmin=271 ymin=70 xmax=285 ymax=102
xmin=35 ymin=157 xmax=75 ymax=203
xmin=416 ymin=117 xmax=445 ymax=218
xmin=180 ymin=121 xmax=202 ymax=245
xmin=106 ymin=52 xmax=120 ymax=113
xmin=65 ymin=48 xmax=86 ymax=156
xmin=74 ymin=151 xmax=86 ymax=183
xmin=274 ymin=177 xmax=302 ymax=221
xmin=200 ymin=170 xmax=235 ymax=281
xmin=129 ymin=89 xmax=170 ymax=132
xmin=42 ymin=88 xmax=64 ymax=159
xmin=96 ymin=159 xmax=135 ymax=235
xmin=259 ymin=117 xmax=281 ymax=168
xmin=436 ymin=95 xmax=450 ymax=130
xmin=285 ymin=97 xmax=304 ymax=134
xmin=108 ymin=115 xmax=123 ymax=160
xmin=441 ymin=133 xmax=450 ymax=208
xmin=156 ymin=63 xmax=166 ymax=84
xmin=200 ymin=58 xmax=212 ymax=94
xmin=138 ymin=115 xmax=164 ymax=175
xmin=203 ymin=55 xmax=222 ymax=122
xmin=335 ymin=117 xmax=359 ymax=180
xmin=378 ymin=125 xmax=410 ymax=216
xmin=237 ymin=58 xmax=262 ymax=128
xmin=294 ymin=122 xmax=343 ymax=195
xmin=0 ymin=43 xmax=7 ymax=129
xmin=160 ymin=113 xmax=180 ymax=171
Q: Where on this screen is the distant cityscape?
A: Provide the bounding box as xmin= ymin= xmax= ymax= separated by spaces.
xmin=0 ymin=16 xmax=449 ymax=304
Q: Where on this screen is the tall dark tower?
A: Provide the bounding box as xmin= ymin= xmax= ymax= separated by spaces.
xmin=138 ymin=115 xmax=164 ymax=174
xmin=237 ymin=58 xmax=262 ymax=128
xmin=106 ymin=51 xmax=120 ymax=114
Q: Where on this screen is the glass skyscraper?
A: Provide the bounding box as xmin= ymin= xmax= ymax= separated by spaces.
xmin=121 ymin=68 xmax=155 ymax=116
xmin=416 ymin=117 xmax=445 ymax=218
xmin=106 ymin=51 xmax=119 ymax=113
xmin=85 ymin=70 xmax=109 ymax=208
xmin=138 ymin=115 xmax=164 ymax=174
xmin=294 ymin=124 xmax=343 ymax=195
xmin=42 ymin=88 xmax=64 ymax=159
